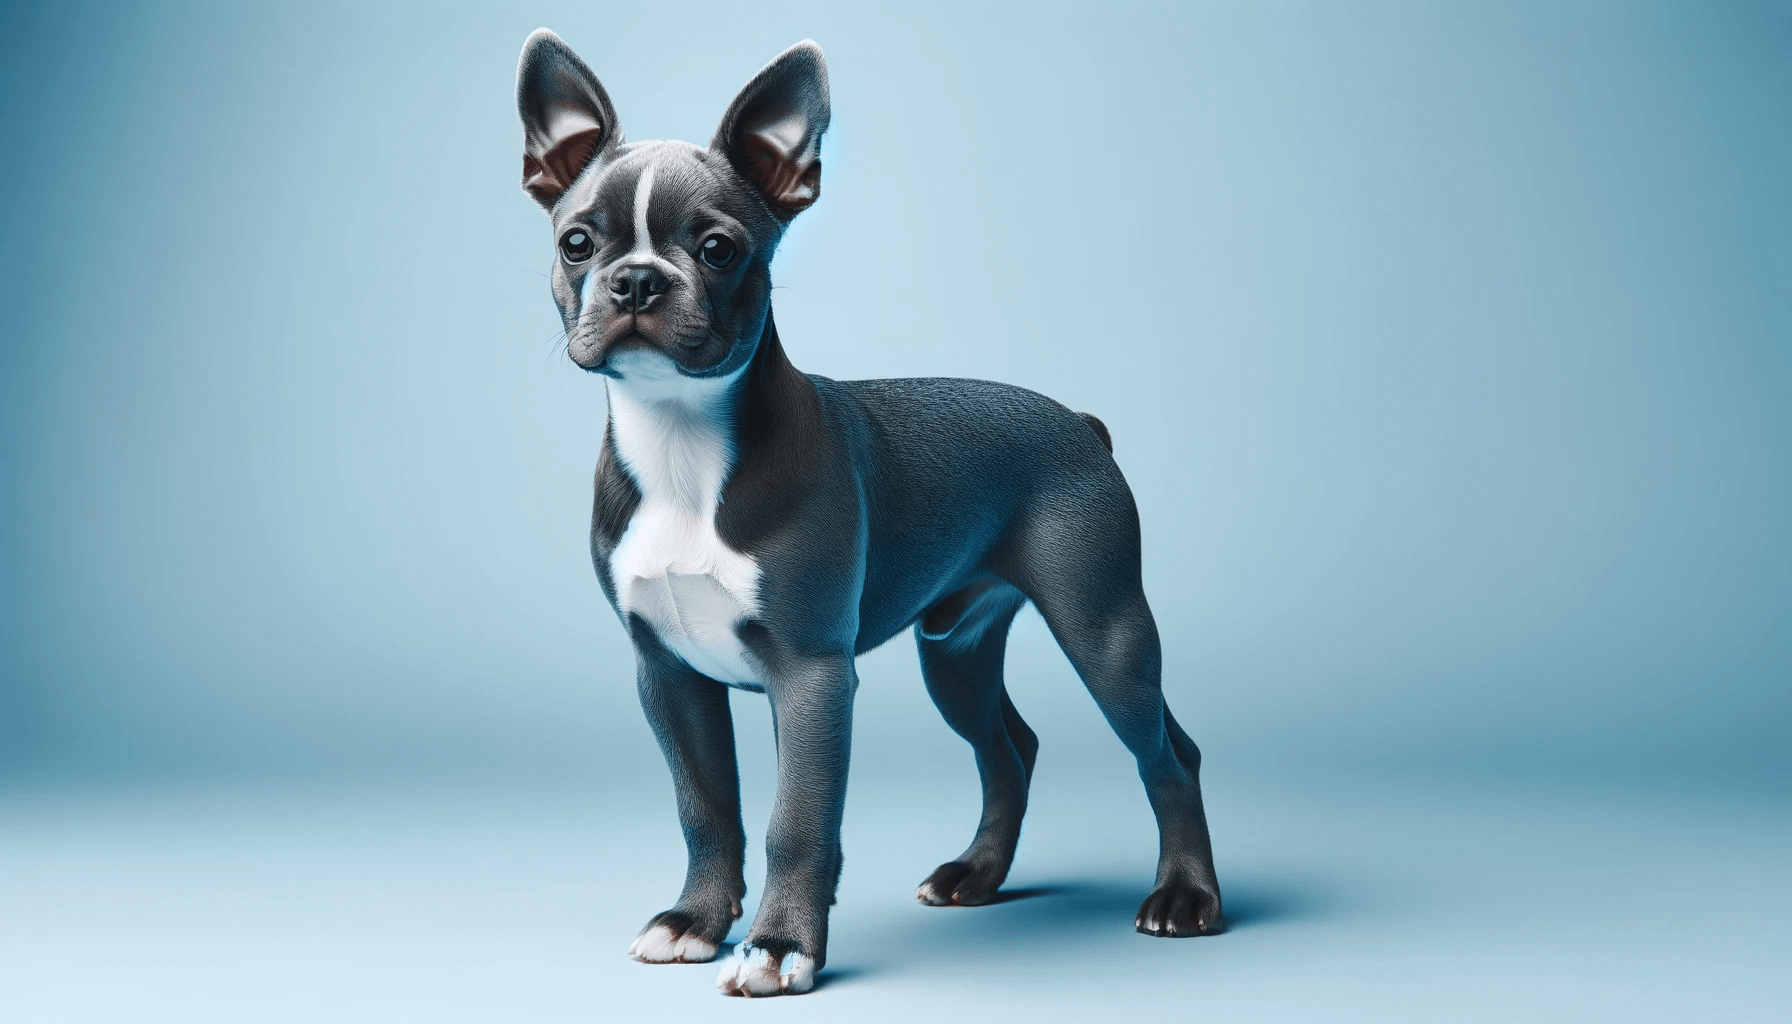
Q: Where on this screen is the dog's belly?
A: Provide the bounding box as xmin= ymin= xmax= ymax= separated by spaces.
xmin=611 ymin=503 xmax=761 ymax=686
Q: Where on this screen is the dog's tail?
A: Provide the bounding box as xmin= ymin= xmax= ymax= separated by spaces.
xmin=1077 ymin=411 xmax=1113 ymax=453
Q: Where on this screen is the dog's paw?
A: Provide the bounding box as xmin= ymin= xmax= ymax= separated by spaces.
xmin=1134 ymin=880 xmax=1224 ymax=937
xmin=715 ymin=941 xmax=816 ymax=996
xmin=915 ymin=859 xmax=1006 ymax=906
xmin=629 ymin=910 xmax=723 ymax=964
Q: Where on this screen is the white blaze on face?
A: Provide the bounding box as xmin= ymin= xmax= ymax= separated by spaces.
xmin=630 ymin=162 xmax=656 ymax=257
xmin=576 ymin=156 xmax=660 ymax=314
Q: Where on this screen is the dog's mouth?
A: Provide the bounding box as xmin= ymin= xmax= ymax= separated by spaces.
xmin=603 ymin=313 xmax=666 ymax=348
xmin=574 ymin=314 xmax=728 ymax=378
xmin=569 ymin=315 xmax=665 ymax=374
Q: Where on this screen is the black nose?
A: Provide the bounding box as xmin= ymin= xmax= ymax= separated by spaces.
xmin=610 ymin=262 xmax=670 ymax=312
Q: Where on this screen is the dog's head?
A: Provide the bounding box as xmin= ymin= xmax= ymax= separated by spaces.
xmin=516 ymin=31 xmax=828 ymax=387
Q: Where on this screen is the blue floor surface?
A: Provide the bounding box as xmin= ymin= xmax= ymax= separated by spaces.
xmin=2 ymin=774 xmax=1785 ymax=1022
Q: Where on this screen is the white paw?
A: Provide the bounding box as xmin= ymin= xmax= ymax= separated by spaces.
xmin=914 ymin=879 xmax=952 ymax=906
xmin=628 ymin=923 xmax=719 ymax=964
xmin=715 ymin=943 xmax=816 ymax=996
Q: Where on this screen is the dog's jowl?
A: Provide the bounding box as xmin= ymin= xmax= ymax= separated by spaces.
xmin=515 ymin=29 xmax=1223 ymax=997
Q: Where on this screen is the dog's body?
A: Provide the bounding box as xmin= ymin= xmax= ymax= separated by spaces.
xmin=516 ymin=31 xmax=1222 ymax=996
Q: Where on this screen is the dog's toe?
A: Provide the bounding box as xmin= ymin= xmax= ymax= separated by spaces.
xmin=1134 ymin=880 xmax=1224 ymax=937
xmin=915 ymin=859 xmax=1004 ymax=906
xmin=915 ymin=861 xmax=971 ymax=906
xmin=716 ymin=942 xmax=816 ymax=996
xmin=629 ymin=911 xmax=722 ymax=963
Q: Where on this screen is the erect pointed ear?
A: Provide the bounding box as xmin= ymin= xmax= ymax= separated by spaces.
xmin=711 ymin=41 xmax=830 ymax=221
xmin=516 ymin=29 xmax=621 ymax=211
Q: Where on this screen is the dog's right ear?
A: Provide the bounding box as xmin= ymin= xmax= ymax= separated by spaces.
xmin=516 ymin=29 xmax=621 ymax=211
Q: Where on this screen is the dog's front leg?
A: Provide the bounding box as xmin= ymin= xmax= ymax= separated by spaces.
xmin=716 ymin=651 xmax=854 ymax=996
xmin=628 ymin=640 xmax=747 ymax=965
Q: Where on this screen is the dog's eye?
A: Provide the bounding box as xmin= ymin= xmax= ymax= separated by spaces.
xmin=559 ymin=228 xmax=595 ymax=263
xmin=699 ymin=234 xmax=737 ymax=270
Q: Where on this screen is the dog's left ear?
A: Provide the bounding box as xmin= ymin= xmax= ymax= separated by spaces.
xmin=712 ymin=41 xmax=830 ymax=220
xmin=516 ymin=29 xmax=621 ymax=211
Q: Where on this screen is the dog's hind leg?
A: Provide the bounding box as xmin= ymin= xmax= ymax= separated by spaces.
xmin=1008 ymin=512 xmax=1224 ymax=936
xmin=912 ymin=579 xmax=1036 ymax=907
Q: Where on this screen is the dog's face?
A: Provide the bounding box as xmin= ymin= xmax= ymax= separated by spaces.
xmin=516 ymin=32 xmax=829 ymax=385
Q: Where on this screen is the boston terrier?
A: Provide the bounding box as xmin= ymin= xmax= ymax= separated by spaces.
xmin=515 ymin=30 xmax=1223 ymax=997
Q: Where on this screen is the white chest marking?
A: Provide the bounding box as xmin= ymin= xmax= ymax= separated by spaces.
xmin=605 ymin=349 xmax=761 ymax=686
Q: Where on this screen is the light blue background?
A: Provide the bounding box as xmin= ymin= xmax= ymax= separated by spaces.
xmin=2 ymin=2 xmax=1788 ymax=1020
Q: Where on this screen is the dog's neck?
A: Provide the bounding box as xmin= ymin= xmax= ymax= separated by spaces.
xmin=602 ymin=314 xmax=801 ymax=511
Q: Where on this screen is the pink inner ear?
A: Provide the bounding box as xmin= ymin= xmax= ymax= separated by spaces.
xmin=737 ymin=133 xmax=820 ymax=216
xmin=523 ymin=126 xmax=604 ymax=205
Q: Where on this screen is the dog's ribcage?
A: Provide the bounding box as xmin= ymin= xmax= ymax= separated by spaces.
xmin=604 ymin=352 xmax=762 ymax=686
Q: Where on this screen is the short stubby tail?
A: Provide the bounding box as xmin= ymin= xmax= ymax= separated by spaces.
xmin=1077 ymin=411 xmax=1113 ymax=453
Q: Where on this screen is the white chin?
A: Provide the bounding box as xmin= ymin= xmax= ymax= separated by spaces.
xmin=607 ymin=347 xmax=682 ymax=382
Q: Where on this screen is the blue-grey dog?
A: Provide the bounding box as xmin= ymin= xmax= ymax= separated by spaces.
xmin=515 ymin=30 xmax=1222 ymax=996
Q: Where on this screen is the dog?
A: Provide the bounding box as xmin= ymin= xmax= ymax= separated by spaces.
xmin=515 ymin=30 xmax=1223 ymax=996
